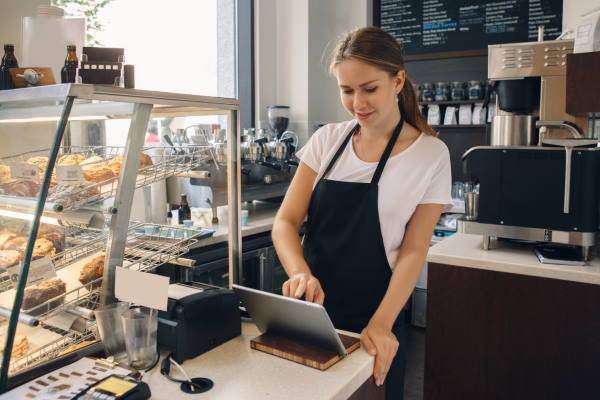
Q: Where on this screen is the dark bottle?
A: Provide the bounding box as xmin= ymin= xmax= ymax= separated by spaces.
xmin=0 ymin=44 xmax=19 ymax=90
xmin=60 ymin=45 xmax=79 ymax=84
xmin=179 ymin=194 xmax=191 ymax=224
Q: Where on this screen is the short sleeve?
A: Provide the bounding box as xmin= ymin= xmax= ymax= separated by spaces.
xmin=296 ymin=125 xmax=328 ymax=173
xmin=419 ymin=146 xmax=453 ymax=212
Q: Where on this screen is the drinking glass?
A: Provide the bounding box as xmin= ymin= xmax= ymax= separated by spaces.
xmin=121 ymin=307 xmax=158 ymax=370
xmin=94 ymin=302 xmax=129 ymax=361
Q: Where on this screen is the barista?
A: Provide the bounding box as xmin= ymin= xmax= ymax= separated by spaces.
xmin=272 ymin=27 xmax=452 ymax=399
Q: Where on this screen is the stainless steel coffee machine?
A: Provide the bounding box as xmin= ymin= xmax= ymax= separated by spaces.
xmin=485 ymin=38 xmax=588 ymax=145
xmin=460 ymin=38 xmax=598 ymax=259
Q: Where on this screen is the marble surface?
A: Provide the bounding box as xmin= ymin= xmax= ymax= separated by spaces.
xmin=191 ymin=201 xmax=280 ymax=248
xmin=427 ymin=233 xmax=600 ymax=285
xmin=143 ymin=322 xmax=374 ymax=400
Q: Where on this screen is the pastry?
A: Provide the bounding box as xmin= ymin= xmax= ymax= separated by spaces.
xmin=48 ymin=182 xmax=101 ymax=206
xmin=2 ymin=180 xmax=40 ymax=197
xmin=0 ymin=233 xmax=15 ymax=249
xmin=0 ymin=164 xmax=14 ymax=185
xmin=0 ymin=333 xmax=29 ymax=361
xmin=3 ymin=236 xmax=27 ymax=251
xmin=107 ymin=153 xmax=153 ymax=176
xmin=22 ymin=278 xmax=66 ymax=313
xmin=58 ymin=340 xmax=95 ymax=356
xmin=22 ymin=238 xmax=56 ymax=259
xmin=57 ymin=154 xmax=86 ymax=166
xmin=0 ymin=223 xmax=25 ymax=235
xmin=82 ymin=164 xmax=115 ymax=183
xmin=0 ymin=250 xmax=23 ymax=268
xmin=78 ymin=254 xmax=104 ymax=286
xmin=38 ymin=224 xmax=64 ymax=251
xmin=80 ymin=155 xmax=104 ymax=165
xmin=25 ymin=156 xmax=49 ymax=174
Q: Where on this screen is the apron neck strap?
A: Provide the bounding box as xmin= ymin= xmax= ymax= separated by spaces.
xmin=321 ymin=123 xmax=360 ymax=179
xmin=371 ymin=117 xmax=404 ymax=185
xmin=321 ymin=118 xmax=404 ymax=183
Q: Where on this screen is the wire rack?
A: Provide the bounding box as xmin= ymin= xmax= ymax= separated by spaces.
xmin=9 ymin=329 xmax=97 ymax=374
xmin=18 ymin=223 xmax=212 ymax=320
xmin=0 ymin=145 xmax=214 ymax=211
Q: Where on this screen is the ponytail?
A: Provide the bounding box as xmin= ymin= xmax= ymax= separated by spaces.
xmin=399 ymin=78 xmax=437 ymax=136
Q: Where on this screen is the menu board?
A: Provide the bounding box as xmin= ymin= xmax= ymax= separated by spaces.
xmin=377 ymin=0 xmax=563 ymax=57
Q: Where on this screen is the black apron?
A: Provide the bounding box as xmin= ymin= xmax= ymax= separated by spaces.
xmin=303 ymin=119 xmax=407 ymax=399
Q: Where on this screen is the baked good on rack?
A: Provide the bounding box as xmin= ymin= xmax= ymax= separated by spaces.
xmin=2 ymin=180 xmax=40 ymax=197
xmin=107 ymin=153 xmax=153 ymax=176
xmin=80 ymin=155 xmax=104 ymax=165
xmin=22 ymin=238 xmax=56 ymax=259
xmin=81 ymin=164 xmax=115 ymax=183
xmin=0 ymin=233 xmax=16 ymax=249
xmin=48 ymin=182 xmax=101 ymax=206
xmin=0 ymin=223 xmax=25 ymax=235
xmin=38 ymin=224 xmax=64 ymax=251
xmin=3 ymin=236 xmax=27 ymax=251
xmin=0 ymin=164 xmax=14 ymax=185
xmin=0 ymin=250 xmax=23 ymax=268
xmin=58 ymin=340 xmax=95 ymax=356
xmin=0 ymin=333 xmax=29 ymax=361
xmin=22 ymin=278 xmax=66 ymax=312
xmin=57 ymin=154 xmax=86 ymax=166
xmin=78 ymin=254 xmax=105 ymax=287
xmin=25 ymin=156 xmax=49 ymax=174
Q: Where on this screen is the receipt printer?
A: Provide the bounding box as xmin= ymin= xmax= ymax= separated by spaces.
xmin=157 ymin=283 xmax=241 ymax=363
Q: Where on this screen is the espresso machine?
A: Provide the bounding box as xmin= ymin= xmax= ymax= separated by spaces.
xmin=460 ymin=38 xmax=599 ymax=259
xmin=189 ymin=105 xmax=298 ymax=219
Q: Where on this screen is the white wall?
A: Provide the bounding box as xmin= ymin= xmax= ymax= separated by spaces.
xmin=255 ymin=0 xmax=369 ymax=144
xmin=0 ymin=0 xmax=49 ymax=61
xmin=563 ymin=0 xmax=599 ymax=37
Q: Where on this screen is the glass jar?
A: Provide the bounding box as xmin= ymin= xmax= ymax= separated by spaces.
xmin=434 ymin=82 xmax=450 ymax=101
xmin=421 ymin=82 xmax=435 ymax=102
xmin=450 ymin=81 xmax=466 ymax=101
xmin=468 ymin=80 xmax=483 ymax=100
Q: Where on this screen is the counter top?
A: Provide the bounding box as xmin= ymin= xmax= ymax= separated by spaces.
xmin=143 ymin=322 xmax=374 ymax=400
xmin=427 ymin=233 xmax=600 ymax=285
xmin=192 ymin=201 xmax=280 ymax=248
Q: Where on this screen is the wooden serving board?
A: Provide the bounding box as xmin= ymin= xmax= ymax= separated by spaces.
xmin=250 ymin=331 xmax=361 ymax=370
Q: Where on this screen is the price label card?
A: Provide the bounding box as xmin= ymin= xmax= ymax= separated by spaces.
xmin=7 ymin=256 xmax=57 ymax=287
xmin=10 ymin=162 xmax=40 ymax=182
xmin=56 ymin=164 xmax=85 ymax=184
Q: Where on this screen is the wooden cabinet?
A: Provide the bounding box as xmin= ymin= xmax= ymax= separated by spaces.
xmin=424 ymin=263 xmax=600 ymax=400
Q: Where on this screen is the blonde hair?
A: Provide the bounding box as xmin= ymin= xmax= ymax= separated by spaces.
xmin=330 ymin=26 xmax=436 ymax=136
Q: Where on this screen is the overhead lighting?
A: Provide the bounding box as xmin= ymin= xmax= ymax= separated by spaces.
xmin=0 ymin=115 xmax=108 ymax=124
xmin=0 ymin=208 xmax=59 ymax=225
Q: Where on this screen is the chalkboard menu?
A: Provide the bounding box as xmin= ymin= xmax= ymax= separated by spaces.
xmin=376 ymin=0 xmax=563 ymax=58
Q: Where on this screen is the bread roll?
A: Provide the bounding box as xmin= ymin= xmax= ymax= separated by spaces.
xmin=25 ymin=156 xmax=49 ymax=174
xmin=57 ymin=154 xmax=86 ymax=166
xmin=82 ymin=164 xmax=115 ymax=183
xmin=107 ymin=153 xmax=153 ymax=176
xmin=22 ymin=278 xmax=66 ymax=312
xmin=79 ymin=254 xmax=104 ymax=286
xmin=0 ymin=250 xmax=23 ymax=268
xmin=80 ymin=155 xmax=104 ymax=166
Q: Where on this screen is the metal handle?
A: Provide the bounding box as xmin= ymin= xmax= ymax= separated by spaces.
xmin=563 ymin=147 xmax=572 ymax=214
xmin=0 ymin=306 xmax=39 ymax=327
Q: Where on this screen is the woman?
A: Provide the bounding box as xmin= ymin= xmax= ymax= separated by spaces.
xmin=272 ymin=26 xmax=452 ymax=399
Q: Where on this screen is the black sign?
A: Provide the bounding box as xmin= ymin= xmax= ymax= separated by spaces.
xmin=377 ymin=0 xmax=563 ymax=57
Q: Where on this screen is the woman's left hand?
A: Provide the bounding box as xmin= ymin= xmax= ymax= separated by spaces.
xmin=361 ymin=321 xmax=399 ymax=387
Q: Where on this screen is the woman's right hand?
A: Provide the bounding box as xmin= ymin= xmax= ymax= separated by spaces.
xmin=282 ymin=273 xmax=325 ymax=305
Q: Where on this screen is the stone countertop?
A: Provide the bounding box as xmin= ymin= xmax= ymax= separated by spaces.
xmin=427 ymin=233 xmax=600 ymax=285
xmin=143 ymin=322 xmax=374 ymax=400
xmin=191 ymin=201 xmax=281 ymax=248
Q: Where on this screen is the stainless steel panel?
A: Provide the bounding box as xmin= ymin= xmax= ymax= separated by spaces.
xmin=490 ymin=115 xmax=537 ymax=145
xmin=489 ymin=40 xmax=573 ymax=79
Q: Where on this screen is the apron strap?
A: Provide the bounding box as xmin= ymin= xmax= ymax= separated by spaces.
xmin=371 ymin=117 xmax=404 ymax=185
xmin=321 ymin=123 xmax=360 ymax=179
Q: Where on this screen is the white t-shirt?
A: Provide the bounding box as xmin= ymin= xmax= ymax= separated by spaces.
xmin=297 ymin=120 xmax=453 ymax=269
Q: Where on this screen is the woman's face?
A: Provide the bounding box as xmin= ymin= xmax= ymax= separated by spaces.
xmin=334 ymin=59 xmax=405 ymax=129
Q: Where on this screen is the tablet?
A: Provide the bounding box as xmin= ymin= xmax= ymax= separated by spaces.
xmin=232 ymin=284 xmax=347 ymax=356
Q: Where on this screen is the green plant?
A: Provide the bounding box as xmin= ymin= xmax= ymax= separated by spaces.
xmin=51 ymin=0 xmax=114 ymax=46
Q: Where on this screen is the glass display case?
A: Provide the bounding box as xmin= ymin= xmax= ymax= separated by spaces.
xmin=0 ymin=84 xmax=240 ymax=391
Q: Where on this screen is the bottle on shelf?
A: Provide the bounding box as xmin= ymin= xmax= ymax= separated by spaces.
xmin=178 ymin=194 xmax=191 ymax=224
xmin=60 ymin=44 xmax=79 ymax=84
xmin=166 ymin=204 xmax=173 ymax=226
xmin=0 ymin=44 xmax=19 ymax=90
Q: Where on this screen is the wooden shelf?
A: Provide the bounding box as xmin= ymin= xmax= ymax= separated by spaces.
xmin=420 ymin=100 xmax=484 ymax=105
xmin=431 ymin=124 xmax=486 ymax=129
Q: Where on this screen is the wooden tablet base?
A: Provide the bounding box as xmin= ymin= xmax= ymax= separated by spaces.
xmin=250 ymin=331 xmax=361 ymax=370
